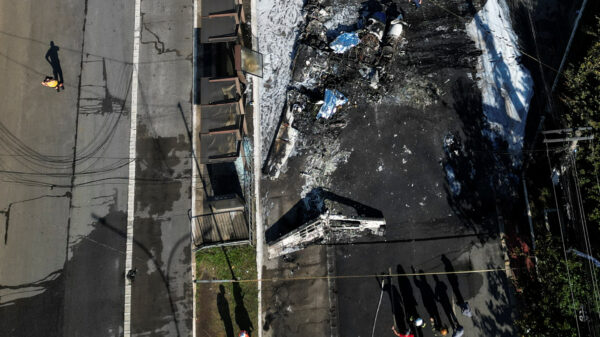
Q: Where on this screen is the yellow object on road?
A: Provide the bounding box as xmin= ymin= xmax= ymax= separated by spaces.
xmin=42 ymin=78 xmax=58 ymax=88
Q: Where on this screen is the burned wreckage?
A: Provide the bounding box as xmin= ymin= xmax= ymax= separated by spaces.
xmin=263 ymin=0 xmax=424 ymax=256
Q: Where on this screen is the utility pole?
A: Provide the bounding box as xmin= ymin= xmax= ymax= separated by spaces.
xmin=544 ymin=126 xmax=598 ymax=336
xmin=542 ymin=127 xmax=594 ymax=144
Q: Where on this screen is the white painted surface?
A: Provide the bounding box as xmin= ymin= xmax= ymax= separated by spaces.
xmin=466 ymin=0 xmax=534 ymax=162
xmin=256 ymin=0 xmax=304 ymax=161
xmin=123 ymin=0 xmax=142 ymax=334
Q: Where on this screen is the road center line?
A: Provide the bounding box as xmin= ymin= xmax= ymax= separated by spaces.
xmin=124 ymin=0 xmax=142 ymax=334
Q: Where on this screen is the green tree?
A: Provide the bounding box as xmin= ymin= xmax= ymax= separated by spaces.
xmin=516 ymin=235 xmax=598 ymax=337
xmin=560 ymin=16 xmax=600 ymax=226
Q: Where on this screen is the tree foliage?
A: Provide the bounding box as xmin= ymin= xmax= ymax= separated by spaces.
xmin=516 ymin=235 xmax=598 ymax=337
xmin=518 ymin=17 xmax=600 ymax=336
xmin=560 ymin=16 xmax=600 ymax=226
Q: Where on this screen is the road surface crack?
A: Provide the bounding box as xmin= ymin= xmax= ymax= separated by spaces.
xmin=2 ymin=192 xmax=71 ymax=245
xmin=141 ymin=14 xmax=182 ymax=57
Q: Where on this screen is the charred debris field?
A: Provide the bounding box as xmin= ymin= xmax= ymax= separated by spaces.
xmin=263 ymin=0 xmax=527 ymax=210
xmin=259 ymin=0 xmax=533 ymax=336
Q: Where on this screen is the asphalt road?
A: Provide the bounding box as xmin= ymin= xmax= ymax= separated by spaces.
xmin=129 ymin=0 xmax=194 ymax=335
xmin=0 ymin=0 xmax=192 ymax=336
xmin=330 ymin=100 xmax=513 ymax=337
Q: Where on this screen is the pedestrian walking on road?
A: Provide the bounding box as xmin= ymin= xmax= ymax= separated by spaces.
xmin=41 ymin=76 xmax=62 ymax=92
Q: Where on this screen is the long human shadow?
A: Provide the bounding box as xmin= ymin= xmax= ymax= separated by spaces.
xmin=265 ymin=187 xmax=384 ymax=243
xmin=412 ymin=267 xmax=441 ymax=329
xmin=232 ymin=281 xmax=253 ymax=334
xmin=217 ymin=285 xmax=235 ymax=337
xmin=375 ymin=274 xmax=408 ymax=333
xmin=45 ymin=41 xmax=63 ymax=85
xmin=219 ymin=246 xmax=253 ymax=335
xmin=441 ymin=254 xmax=465 ymax=306
xmin=433 ymin=274 xmax=458 ymax=329
xmin=396 ymin=265 xmax=423 ymax=337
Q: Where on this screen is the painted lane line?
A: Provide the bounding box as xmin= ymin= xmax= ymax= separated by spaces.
xmin=191 ymin=1 xmax=199 ymax=337
xmin=124 ymin=0 xmax=142 ymax=335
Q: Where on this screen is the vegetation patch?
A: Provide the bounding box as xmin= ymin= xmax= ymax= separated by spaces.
xmin=195 ymin=245 xmax=258 ymax=337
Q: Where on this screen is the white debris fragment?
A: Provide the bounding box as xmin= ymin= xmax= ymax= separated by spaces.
xmin=403 ymin=145 xmax=412 ymax=155
xmin=323 ymin=2 xmax=360 ymax=31
xmin=445 ymin=164 xmax=462 ymax=196
xmin=552 ymin=168 xmax=560 ymax=185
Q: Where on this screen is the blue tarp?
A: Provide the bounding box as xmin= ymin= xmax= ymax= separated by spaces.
xmin=570 ymin=249 xmax=600 ymax=268
xmin=329 ymin=32 xmax=360 ymax=54
xmin=371 ymin=11 xmax=386 ymax=23
xmin=317 ymin=89 xmax=348 ymax=119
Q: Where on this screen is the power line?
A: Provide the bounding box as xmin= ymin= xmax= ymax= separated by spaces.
xmin=570 ymin=152 xmax=600 ymax=318
xmin=194 ymin=267 xmax=509 ymax=284
xmin=545 ymin=142 xmax=583 ymax=337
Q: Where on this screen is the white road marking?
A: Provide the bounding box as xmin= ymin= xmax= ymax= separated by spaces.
xmin=191 ymin=1 xmax=199 ymax=337
xmin=124 ymin=0 xmax=142 ymax=334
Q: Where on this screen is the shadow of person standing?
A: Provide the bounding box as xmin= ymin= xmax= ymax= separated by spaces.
xmin=441 ymin=255 xmax=465 ymax=306
xmin=375 ymin=274 xmax=407 ymax=333
xmin=433 ymin=274 xmax=458 ymax=329
xmin=397 ymin=265 xmax=423 ymax=337
xmin=45 ymin=41 xmax=64 ymax=87
xmin=232 ymin=282 xmax=254 ymax=335
xmin=412 ymin=267 xmax=442 ymax=329
xmin=217 ymin=285 xmax=235 ymax=337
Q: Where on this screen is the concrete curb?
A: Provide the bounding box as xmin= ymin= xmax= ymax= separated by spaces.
xmin=249 ymin=0 xmax=264 ymax=335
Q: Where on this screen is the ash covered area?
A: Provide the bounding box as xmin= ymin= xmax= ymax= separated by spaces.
xmin=263 ymin=0 xmax=512 ymax=206
xmin=261 ymin=0 xmax=530 ymax=335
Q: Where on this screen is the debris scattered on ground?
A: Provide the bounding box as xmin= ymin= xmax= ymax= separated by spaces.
xmin=445 ymin=164 xmax=462 ymax=196
xmin=329 ymin=31 xmax=360 ymax=53
xmin=317 ymin=89 xmax=348 ymax=119
xmin=268 ymin=212 xmax=386 ymax=258
xmin=265 ymin=0 xmax=415 ymax=191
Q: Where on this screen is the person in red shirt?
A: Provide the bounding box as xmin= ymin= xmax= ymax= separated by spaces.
xmin=392 ymin=326 xmax=415 ymax=337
